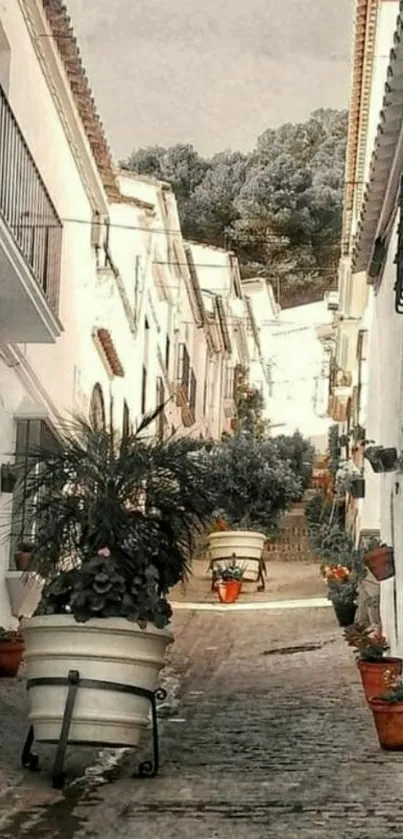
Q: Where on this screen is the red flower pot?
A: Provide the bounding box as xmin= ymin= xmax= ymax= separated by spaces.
xmin=369 ymin=698 xmax=403 ymax=749
xmin=0 ymin=638 xmax=24 ymax=677
xmin=217 ymin=581 xmax=242 ymax=604
xmin=358 ymin=658 xmax=402 ymax=702
xmin=364 ymin=546 xmax=395 ymax=581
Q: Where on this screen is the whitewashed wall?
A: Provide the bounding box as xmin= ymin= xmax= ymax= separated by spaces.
xmin=267 ymin=301 xmax=333 ymax=447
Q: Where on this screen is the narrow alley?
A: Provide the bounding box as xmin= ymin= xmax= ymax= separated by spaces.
xmin=2 ymin=563 xmax=403 ymax=838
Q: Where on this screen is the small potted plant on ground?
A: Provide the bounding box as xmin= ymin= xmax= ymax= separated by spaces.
xmin=363 ymin=539 xmax=395 ymax=581
xmin=369 ymin=676 xmax=403 ymax=750
xmin=0 ymin=626 xmax=24 ymax=677
xmin=212 ymin=556 xmax=246 ymax=604
xmin=343 ymin=624 xmax=402 ymax=702
xmin=13 ymin=408 xmax=214 ymax=749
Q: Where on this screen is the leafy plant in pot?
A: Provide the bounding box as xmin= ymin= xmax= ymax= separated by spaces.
xmin=321 ymin=564 xmax=357 ymax=627
xmin=206 ymin=433 xmax=302 ymax=583
xmin=343 ymin=624 xmax=402 ymax=702
xmin=212 ymin=556 xmax=246 ymax=604
xmin=335 ymin=461 xmax=363 ymax=498
xmin=316 ymin=523 xmax=368 ymax=626
xmin=0 ymin=626 xmax=24 ymax=677
xmin=13 ymin=408 xmax=215 ymax=749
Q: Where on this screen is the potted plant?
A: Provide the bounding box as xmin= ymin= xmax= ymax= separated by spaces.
xmin=212 ymin=556 xmax=246 ymax=604
xmin=321 ymin=564 xmax=357 ymax=626
xmin=13 ymin=409 xmax=214 ymax=748
xmin=335 ymin=461 xmax=362 ymax=497
xmin=369 ymin=677 xmax=403 ymax=750
xmin=363 ymin=540 xmax=395 ymax=581
xmin=344 ymin=624 xmax=402 ymax=702
xmin=206 ymin=434 xmax=301 ymax=582
xmin=0 ymin=626 xmax=24 ymax=677
xmin=364 ymin=445 xmax=399 ymax=473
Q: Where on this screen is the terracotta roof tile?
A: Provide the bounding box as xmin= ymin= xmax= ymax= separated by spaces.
xmin=41 ymin=0 xmax=121 ymax=203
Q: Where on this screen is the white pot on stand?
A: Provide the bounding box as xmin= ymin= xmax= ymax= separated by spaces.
xmin=22 ymin=615 xmax=173 ymax=747
xmin=208 ymin=530 xmax=266 ymax=582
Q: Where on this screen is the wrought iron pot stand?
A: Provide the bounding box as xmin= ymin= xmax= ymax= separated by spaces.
xmin=21 ymin=669 xmax=167 ymax=790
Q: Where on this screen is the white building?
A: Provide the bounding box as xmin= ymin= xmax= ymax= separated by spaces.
xmin=260 ymin=298 xmax=333 ymax=449
xmin=331 ymin=0 xmax=403 ymax=649
xmin=0 ymin=0 xmax=250 ymax=628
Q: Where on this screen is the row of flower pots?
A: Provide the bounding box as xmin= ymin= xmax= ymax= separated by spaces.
xmin=344 ymin=625 xmax=403 ymax=750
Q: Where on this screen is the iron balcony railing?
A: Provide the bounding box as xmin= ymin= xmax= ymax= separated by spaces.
xmin=0 ymin=82 xmax=63 ymax=314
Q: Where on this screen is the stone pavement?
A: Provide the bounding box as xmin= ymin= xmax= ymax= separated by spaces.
xmin=171 ymin=557 xmax=324 ymax=602
xmin=1 ymin=566 xmax=403 ymax=837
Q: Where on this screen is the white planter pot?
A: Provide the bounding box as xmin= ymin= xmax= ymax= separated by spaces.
xmin=22 ymin=615 xmax=173 ymax=747
xmin=208 ymin=530 xmax=265 ymax=581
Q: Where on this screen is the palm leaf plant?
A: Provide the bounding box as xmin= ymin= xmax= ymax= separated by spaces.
xmin=12 ymin=406 xmax=215 ymax=629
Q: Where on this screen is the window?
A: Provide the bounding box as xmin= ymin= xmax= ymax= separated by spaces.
xmin=141 ymin=365 xmax=147 ymax=415
xmin=122 ymin=401 xmax=130 ymax=439
xmin=203 ymin=377 xmax=208 ymax=416
xmin=89 ymin=384 xmax=105 ymax=431
xmin=10 ymin=419 xmax=58 ymax=567
xmin=177 ymin=343 xmax=190 ymax=395
xmin=156 ymin=377 xmax=165 ymax=440
xmin=189 ymin=371 xmax=197 ymax=413
xmin=224 ymin=366 xmax=235 ymax=400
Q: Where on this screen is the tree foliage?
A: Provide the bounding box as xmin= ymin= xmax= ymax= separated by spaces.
xmin=124 ymin=109 xmax=348 ymax=307
xmin=272 ymin=431 xmax=315 ymax=497
xmin=208 ymin=434 xmax=302 ymax=534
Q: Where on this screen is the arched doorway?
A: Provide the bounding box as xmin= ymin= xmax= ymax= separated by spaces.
xmin=89 ymin=383 xmax=105 ymax=431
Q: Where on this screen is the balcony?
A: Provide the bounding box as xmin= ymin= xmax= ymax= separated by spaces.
xmin=0 ymin=83 xmax=63 ymax=342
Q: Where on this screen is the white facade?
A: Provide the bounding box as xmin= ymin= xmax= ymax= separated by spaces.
xmin=0 ymin=0 xmax=253 ymax=629
xmin=333 ymin=1 xmax=403 ymax=651
xmin=266 ymin=300 xmax=334 ymax=450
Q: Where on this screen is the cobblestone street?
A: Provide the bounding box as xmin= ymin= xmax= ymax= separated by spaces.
xmin=1 ymin=565 xmax=403 ymax=837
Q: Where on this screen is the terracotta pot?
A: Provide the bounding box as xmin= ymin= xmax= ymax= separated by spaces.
xmin=364 ymin=546 xmax=395 ymax=581
xmin=369 ymin=699 xmax=403 ymax=749
xmin=14 ymin=551 xmax=31 ymax=572
xmin=358 ymin=658 xmax=402 ymax=702
xmin=332 ymin=601 xmax=356 ymax=627
xmin=0 ymin=638 xmax=24 ymax=677
xmin=217 ymin=580 xmax=242 ymax=604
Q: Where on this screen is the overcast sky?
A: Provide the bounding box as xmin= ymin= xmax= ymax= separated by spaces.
xmin=67 ymin=0 xmax=354 ymax=159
